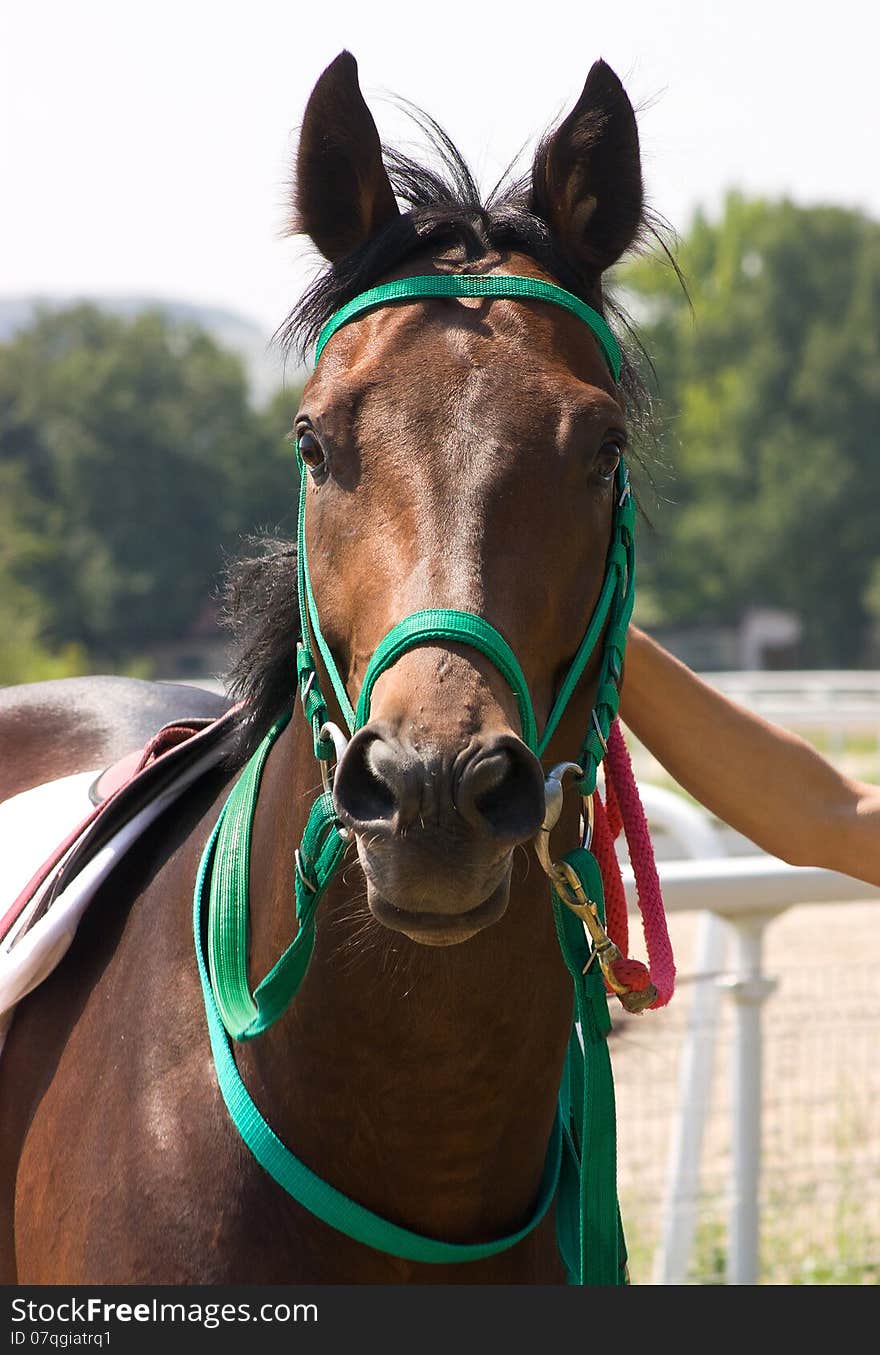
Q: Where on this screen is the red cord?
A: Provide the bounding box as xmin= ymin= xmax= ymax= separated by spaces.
xmin=593 ymin=720 xmax=676 ymax=1009
xmin=591 ymin=791 xmax=629 ymax=958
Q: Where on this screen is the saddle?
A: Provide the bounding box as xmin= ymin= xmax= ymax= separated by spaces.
xmin=0 ymin=704 xmax=242 ymax=1048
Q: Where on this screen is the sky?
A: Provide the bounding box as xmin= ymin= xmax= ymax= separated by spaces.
xmin=3 ymin=0 xmax=879 ymax=339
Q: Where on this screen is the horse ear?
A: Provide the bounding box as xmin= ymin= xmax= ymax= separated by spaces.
xmin=294 ymin=51 xmax=400 ymax=262
xmin=530 ymin=60 xmax=643 ymax=275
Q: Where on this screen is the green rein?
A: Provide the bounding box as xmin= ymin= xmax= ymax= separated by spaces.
xmin=193 ymin=275 xmax=636 ymax=1284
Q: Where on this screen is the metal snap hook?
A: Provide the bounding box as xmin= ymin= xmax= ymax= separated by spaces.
xmin=318 ymin=722 xmax=352 ymax=837
xmin=318 ymin=722 xmax=350 ymax=765
xmin=534 ymin=762 xmax=582 ymax=877
xmin=581 ymin=789 xmax=596 ymax=852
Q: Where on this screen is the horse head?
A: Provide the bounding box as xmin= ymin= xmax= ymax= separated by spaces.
xmin=290 ymin=52 xmax=643 ymax=946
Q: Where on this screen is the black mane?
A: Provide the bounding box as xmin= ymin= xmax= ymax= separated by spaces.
xmin=224 ymin=112 xmax=667 ymax=764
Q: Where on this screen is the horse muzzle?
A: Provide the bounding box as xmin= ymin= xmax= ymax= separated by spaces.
xmin=332 ymin=723 xmax=545 ymax=944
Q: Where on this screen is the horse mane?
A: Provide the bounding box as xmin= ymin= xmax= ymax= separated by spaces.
xmin=223 ymin=107 xmax=670 ymax=764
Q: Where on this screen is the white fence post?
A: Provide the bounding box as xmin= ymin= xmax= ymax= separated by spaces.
xmin=653 ymin=912 xmax=728 ymax=1284
xmin=719 ymin=913 xmax=779 ymax=1285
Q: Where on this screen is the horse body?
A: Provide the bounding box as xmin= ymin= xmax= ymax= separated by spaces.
xmin=2 ymin=711 xmax=575 ymax=1282
xmin=0 ymin=677 xmax=229 ymax=802
xmin=1 ymin=51 xmax=649 ymax=1283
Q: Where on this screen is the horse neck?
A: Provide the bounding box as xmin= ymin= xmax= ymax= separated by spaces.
xmin=240 ymin=713 xmax=579 ymax=1242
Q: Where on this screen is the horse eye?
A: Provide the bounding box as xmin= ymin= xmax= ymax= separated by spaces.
xmin=297 ymin=430 xmax=326 ymax=473
xmin=596 ymin=440 xmax=622 ymax=481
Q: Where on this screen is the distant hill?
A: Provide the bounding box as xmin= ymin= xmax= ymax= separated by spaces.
xmin=0 ymin=295 xmax=307 ymax=405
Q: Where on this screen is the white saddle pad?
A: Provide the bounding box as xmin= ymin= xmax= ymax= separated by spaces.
xmin=1 ymin=770 xmax=100 ymax=912
xmin=0 ymin=746 xmax=224 ymax=1055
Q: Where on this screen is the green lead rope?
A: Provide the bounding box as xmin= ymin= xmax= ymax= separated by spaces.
xmin=553 ymin=850 xmax=623 ymax=1283
xmin=196 ymin=826 xmax=563 ymax=1263
xmin=206 ymin=711 xmax=347 ymax=1041
xmin=195 ymin=275 xmax=635 ymax=1283
xmin=194 ymin=759 xmax=621 ymax=1279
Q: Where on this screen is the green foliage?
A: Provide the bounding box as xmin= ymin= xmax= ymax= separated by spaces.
xmin=0 ymin=306 xmax=301 ymax=677
xmin=0 ymin=463 xmax=88 ymax=682
xmin=622 ymin=194 xmax=880 ymax=664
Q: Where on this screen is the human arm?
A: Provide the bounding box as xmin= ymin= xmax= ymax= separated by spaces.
xmin=618 ymin=626 xmax=880 ymax=887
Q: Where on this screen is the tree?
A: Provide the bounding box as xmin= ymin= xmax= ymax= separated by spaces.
xmin=621 ymin=194 xmax=880 ymax=664
xmin=0 ymin=463 xmax=87 ymax=683
xmin=0 ymin=306 xmax=301 ymax=673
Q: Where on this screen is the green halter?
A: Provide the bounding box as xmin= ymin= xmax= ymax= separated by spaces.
xmin=194 ymin=275 xmax=636 ymax=1284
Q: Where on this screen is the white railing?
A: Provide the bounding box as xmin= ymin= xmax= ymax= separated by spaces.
xmin=703 ymin=672 xmax=880 ymax=767
xmin=626 ymin=787 xmax=880 ymax=1285
xmin=709 ymin=670 xmax=880 ymax=697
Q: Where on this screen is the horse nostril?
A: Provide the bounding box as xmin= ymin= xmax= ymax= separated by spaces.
xmin=457 ymin=737 xmax=545 ymax=845
xmin=335 ymin=728 xmax=545 ymax=844
xmin=333 ymin=728 xmax=413 ymax=829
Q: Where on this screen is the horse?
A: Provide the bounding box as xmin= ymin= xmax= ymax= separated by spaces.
xmin=0 ymin=677 xmax=229 ymax=803
xmin=0 ymin=51 xmax=659 ymax=1284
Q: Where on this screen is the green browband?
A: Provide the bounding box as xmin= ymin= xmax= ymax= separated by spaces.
xmin=195 ymin=274 xmax=634 ymax=1284
xmin=314 ymin=273 xmax=622 ymax=382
